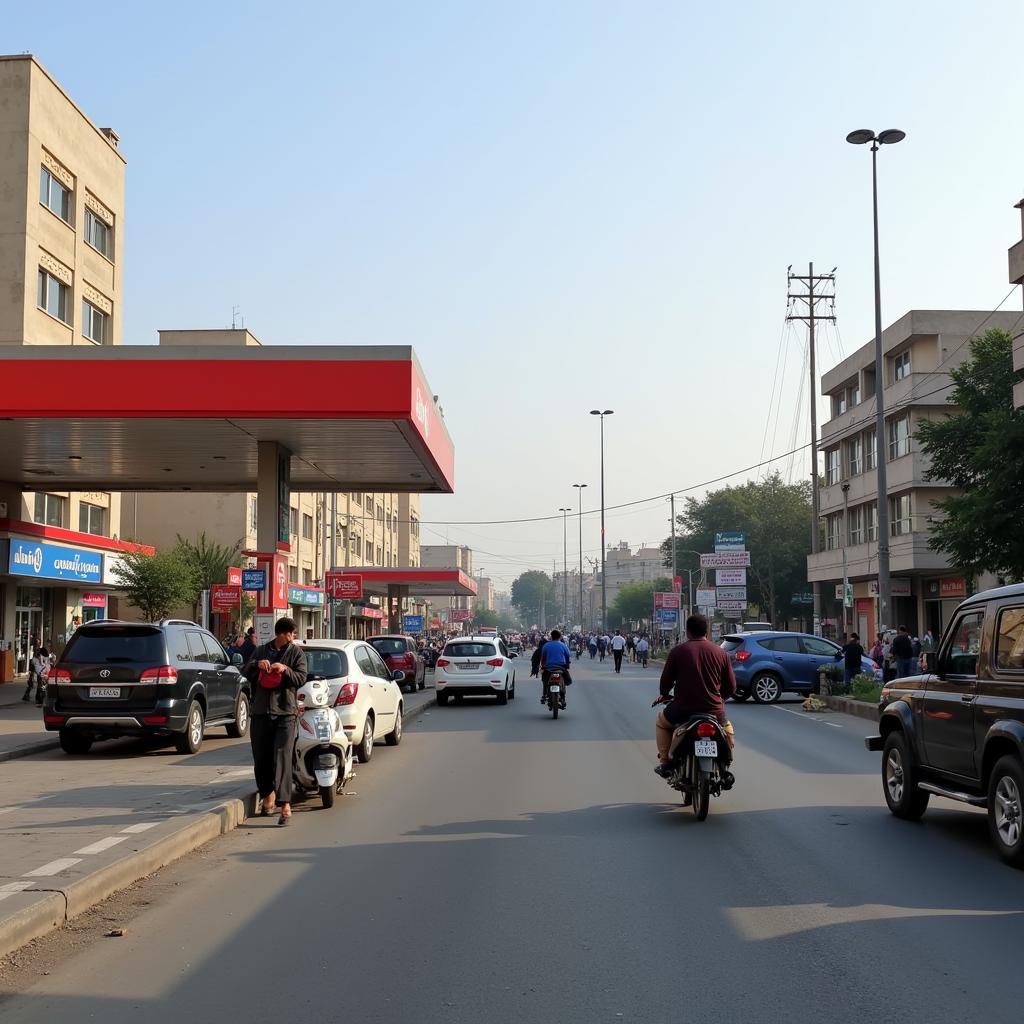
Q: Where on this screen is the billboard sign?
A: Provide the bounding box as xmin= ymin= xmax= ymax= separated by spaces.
xmin=868 ymin=578 xmax=912 ymax=598
xmin=653 ymin=591 xmax=681 ymax=609
xmin=242 ymin=569 xmax=266 ymax=592
xmin=717 ymin=600 xmax=747 ymax=612
xmin=656 ymin=608 xmax=679 ymax=628
xmin=700 ymin=551 xmax=751 ymax=568
xmin=226 ymin=567 xmax=243 ymax=587
xmin=695 ymin=586 xmax=717 ymax=607
xmin=326 ymin=573 xmax=363 ymax=600
xmin=210 ymin=584 xmax=241 ymax=611
xmin=9 ymin=539 xmax=102 ymax=583
xmin=403 ymin=614 xmax=425 ymax=633
xmin=450 ymin=607 xmax=471 ymax=622
xmin=716 ymin=568 xmax=746 ymax=586
xmin=714 ymin=531 xmax=745 ymax=546
xmin=716 ymin=586 xmax=747 ymax=602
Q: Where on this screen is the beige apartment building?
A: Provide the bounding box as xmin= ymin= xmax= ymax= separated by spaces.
xmin=0 ymin=55 xmax=130 ymax=674
xmin=1010 ymin=199 xmax=1024 ymax=409
xmin=420 ymin=545 xmax=473 ymax=625
xmin=807 ymin=310 xmax=1020 ymax=641
xmin=473 ymin=576 xmax=495 ymax=612
xmin=603 ymin=542 xmax=666 ymax=605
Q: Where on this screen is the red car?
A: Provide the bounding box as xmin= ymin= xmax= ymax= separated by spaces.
xmin=368 ymin=635 xmax=426 ymax=694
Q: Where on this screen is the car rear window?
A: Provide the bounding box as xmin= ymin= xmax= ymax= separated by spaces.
xmin=369 ymin=638 xmax=406 ymax=656
xmin=62 ymin=626 xmax=165 ymax=664
xmin=445 ymin=642 xmax=497 ymax=658
xmin=304 ymin=649 xmax=349 ymax=679
xmin=720 ymin=638 xmax=744 ymax=652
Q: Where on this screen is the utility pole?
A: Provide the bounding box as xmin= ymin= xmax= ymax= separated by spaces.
xmin=669 ymin=493 xmax=678 ymax=642
xmin=787 ymin=263 xmax=836 ymax=637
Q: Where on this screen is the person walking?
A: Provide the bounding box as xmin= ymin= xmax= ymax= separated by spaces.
xmin=239 ymin=626 xmax=258 ymax=663
xmin=891 ymin=625 xmax=916 ymax=679
xmin=22 ymin=647 xmax=50 ymax=704
xmin=588 ymin=634 xmax=597 ymax=660
xmin=243 ymin=616 xmax=307 ymax=827
xmin=597 ymin=634 xmax=607 ymax=661
xmin=840 ymin=632 xmax=865 ymax=688
xmin=636 ymin=635 xmax=650 ymax=668
xmin=610 ymin=629 xmax=627 ymax=673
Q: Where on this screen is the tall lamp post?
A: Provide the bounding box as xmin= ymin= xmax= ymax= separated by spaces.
xmin=589 ymin=409 xmax=614 ymax=630
xmin=572 ymin=483 xmax=587 ymax=626
xmin=846 ymin=127 xmax=905 ymax=635
xmin=679 ymin=548 xmax=704 ymax=622
xmin=558 ymin=508 xmax=570 ymax=625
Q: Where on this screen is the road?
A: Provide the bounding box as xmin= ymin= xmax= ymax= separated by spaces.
xmin=2 ymin=653 xmax=1023 ymax=1022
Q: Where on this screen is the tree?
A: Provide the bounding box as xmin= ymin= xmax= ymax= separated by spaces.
xmin=174 ymin=532 xmax=243 ymax=621
xmin=916 ymin=328 xmax=1024 ymax=580
xmin=473 ymin=607 xmax=499 ymax=628
xmin=661 ymin=473 xmax=812 ymax=625
xmin=609 ymin=581 xmax=656 ymax=627
xmin=112 ymin=549 xmax=193 ymax=622
xmin=510 ymin=571 xmax=556 ymax=625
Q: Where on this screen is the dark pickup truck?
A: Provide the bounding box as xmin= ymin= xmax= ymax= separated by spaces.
xmin=866 ymin=583 xmax=1024 ymax=867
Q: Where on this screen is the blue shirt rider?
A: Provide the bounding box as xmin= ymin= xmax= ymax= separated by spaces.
xmin=537 ymin=629 xmax=572 ymax=706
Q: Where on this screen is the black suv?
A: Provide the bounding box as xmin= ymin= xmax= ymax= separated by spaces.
xmin=866 ymin=583 xmax=1024 ymax=866
xmin=44 ymin=620 xmax=251 ymax=756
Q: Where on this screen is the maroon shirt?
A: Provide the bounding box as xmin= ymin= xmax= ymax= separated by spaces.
xmin=659 ymin=638 xmax=736 ymax=724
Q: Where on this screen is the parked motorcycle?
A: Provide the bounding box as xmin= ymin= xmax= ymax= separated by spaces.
xmin=294 ymin=677 xmax=354 ymax=808
xmin=652 ymin=698 xmax=733 ymax=820
xmin=546 ymin=670 xmax=565 ymax=719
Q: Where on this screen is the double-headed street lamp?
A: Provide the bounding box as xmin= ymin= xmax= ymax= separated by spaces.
xmin=573 ymin=483 xmax=587 ymax=625
xmin=846 ymin=127 xmax=905 ymax=634
xmin=590 ymin=409 xmax=613 ymax=630
xmin=558 ymin=507 xmax=571 ymax=624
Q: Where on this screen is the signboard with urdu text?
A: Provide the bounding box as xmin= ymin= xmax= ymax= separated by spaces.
xmin=326 ymin=573 xmax=363 ymax=600
xmin=716 ymin=586 xmax=747 ymax=602
xmin=700 ymin=551 xmax=751 ymax=568
xmin=716 ymin=568 xmax=746 ymax=586
xmin=695 ymin=586 xmax=717 ymax=606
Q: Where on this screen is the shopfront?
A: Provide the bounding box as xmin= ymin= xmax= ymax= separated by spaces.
xmin=288 ymin=584 xmax=325 ymax=639
xmin=923 ymin=576 xmax=967 ymax=637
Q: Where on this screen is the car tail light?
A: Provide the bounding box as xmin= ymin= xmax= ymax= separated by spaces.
xmin=51 ymin=668 xmax=72 ymax=685
xmin=486 ymin=658 xmax=504 ymax=667
xmin=436 ymin=658 xmax=450 ymax=669
xmin=334 ymin=682 xmax=359 ymax=707
xmin=696 ymin=722 xmax=717 ymax=738
xmin=734 ymin=650 xmax=751 ymax=662
xmin=143 ymin=714 xmax=169 ymax=725
xmin=44 ymin=713 xmax=65 ymax=725
xmin=140 ymin=666 xmax=178 ymax=684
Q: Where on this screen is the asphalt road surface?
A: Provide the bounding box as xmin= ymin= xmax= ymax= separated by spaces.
xmin=3 ymin=654 xmax=1023 ymax=1023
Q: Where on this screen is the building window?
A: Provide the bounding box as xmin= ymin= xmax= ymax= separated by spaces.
xmin=249 ymin=496 xmax=258 ymax=531
xmin=350 ymin=533 xmax=360 ymax=553
xmin=376 ymin=545 xmax=383 ymax=565
xmin=833 ymin=392 xmax=847 ymax=417
xmin=894 ymin=349 xmax=911 ymax=381
xmin=39 ymin=166 xmax=71 ymax=222
xmin=351 ymin=492 xmax=362 ymax=506
xmin=302 ymin=567 xmax=312 ymax=585
xmin=890 ymin=493 xmax=912 ymax=536
xmin=364 ymin=538 xmax=372 ymax=560
xmin=411 ymin=516 xmax=419 ymax=539
xmin=289 ymin=508 xmax=298 ymax=536
xmin=84 ymin=208 xmax=112 ymax=259
xmin=376 ymin=504 xmax=384 ymax=522
xmin=37 ymin=269 xmax=70 ymax=324
xmin=34 ymin=492 xmax=66 ymax=527
xmin=849 ymin=380 xmax=861 ymax=406
xmin=864 ymin=428 xmax=877 ymax=471
xmin=825 ymin=513 xmax=842 ymax=550
xmin=865 ymin=501 xmax=878 ymax=542
xmin=302 ymin=513 xmax=313 ymax=540
xmin=888 ymin=415 xmax=910 ymax=460
xmin=288 ymin=564 xmax=298 ymax=584
xmin=848 ymin=506 xmax=864 ymax=546
xmin=78 ymin=502 xmax=105 ymax=536
xmin=826 ymin=448 xmax=841 ymax=486
xmin=365 ymin=493 xmax=373 ymax=508
xmin=848 ymin=436 xmax=862 ymax=477
xmin=81 ymin=300 xmax=108 ymax=344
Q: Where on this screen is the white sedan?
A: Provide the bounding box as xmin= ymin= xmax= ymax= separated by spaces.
xmin=299 ymin=639 xmax=404 ymax=762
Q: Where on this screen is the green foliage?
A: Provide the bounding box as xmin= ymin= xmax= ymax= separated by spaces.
xmin=662 ymin=473 xmax=812 ymax=622
xmin=609 ymin=581 xmax=655 ymax=627
xmin=174 ymin=532 xmax=243 ymax=620
xmin=473 ymin=607 xmax=499 ymax=628
xmin=111 ymin=549 xmax=193 ymax=622
xmin=915 ymin=328 xmax=1024 ymax=580
xmin=851 ymin=674 xmax=882 ymax=704
xmin=510 ymin=570 xmax=556 ymax=623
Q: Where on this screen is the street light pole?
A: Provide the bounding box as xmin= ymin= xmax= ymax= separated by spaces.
xmin=573 ymin=483 xmax=587 ymax=627
xmin=590 ymin=409 xmax=613 ymax=631
xmin=847 ymin=127 xmax=904 ymax=636
xmin=558 ymin=508 xmax=570 ymax=625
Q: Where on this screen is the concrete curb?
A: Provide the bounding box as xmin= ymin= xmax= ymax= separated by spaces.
xmin=1 ymin=693 xmax=438 ymax=959
xmin=0 ymin=737 xmax=61 ymax=763
xmin=819 ymin=694 xmax=880 ymax=722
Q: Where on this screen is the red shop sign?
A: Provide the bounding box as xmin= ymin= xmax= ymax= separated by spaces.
xmin=326 ymin=573 xmax=363 ymax=600
xmin=939 ymin=577 xmax=966 ymax=598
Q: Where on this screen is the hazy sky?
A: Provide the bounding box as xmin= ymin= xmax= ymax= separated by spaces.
xmin=10 ymin=1 xmax=1024 ymax=591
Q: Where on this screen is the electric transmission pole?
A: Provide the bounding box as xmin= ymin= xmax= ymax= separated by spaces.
xmin=787 ymin=263 xmax=836 ymax=636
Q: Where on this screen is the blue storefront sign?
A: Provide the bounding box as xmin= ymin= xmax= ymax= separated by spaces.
xmin=655 ymin=608 xmax=679 ymax=628
xmin=241 ymin=569 xmax=266 ymax=591
xmin=714 ymin=531 xmax=745 ymax=547
xmin=403 ymin=614 xmax=424 ymax=633
xmin=9 ymin=539 xmax=103 ymax=583
xmin=288 ymin=585 xmax=324 ymax=607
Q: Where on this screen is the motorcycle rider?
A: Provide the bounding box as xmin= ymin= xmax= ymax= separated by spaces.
xmin=654 ymin=614 xmax=736 ymax=787
xmin=538 ymin=628 xmax=572 ymax=708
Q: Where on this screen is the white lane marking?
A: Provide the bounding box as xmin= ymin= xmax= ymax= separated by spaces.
xmin=25 ymin=858 xmax=82 ymax=877
xmin=770 ymin=705 xmax=842 ymax=728
xmin=0 ymin=808 xmax=15 ymax=816
xmin=121 ymin=822 xmax=160 ymax=834
xmin=0 ymin=881 xmax=36 ymax=902
xmin=74 ymin=836 xmax=129 ymax=856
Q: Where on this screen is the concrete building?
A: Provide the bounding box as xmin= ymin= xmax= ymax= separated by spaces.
xmin=473 ymin=576 xmax=495 ymax=612
xmin=807 ymin=310 xmax=1020 ymax=640
xmin=603 ymin=542 xmax=667 ymax=606
xmin=0 ymin=55 xmax=135 ymax=674
xmin=1009 ymin=199 xmax=1024 ymax=410
xmin=420 ymin=545 xmax=473 ymax=624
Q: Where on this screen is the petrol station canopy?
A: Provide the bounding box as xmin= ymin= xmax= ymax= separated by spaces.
xmin=341 ymin=567 xmax=477 ymax=598
xmin=0 ymin=345 xmax=454 ymax=493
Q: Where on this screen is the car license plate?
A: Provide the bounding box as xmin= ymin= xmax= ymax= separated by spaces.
xmin=89 ymin=687 xmax=121 ymax=699
xmin=460 ymin=663 xmax=479 ymax=670
xmin=694 ymin=739 xmax=717 ymax=757
xmin=549 ymin=685 xmax=561 ymax=693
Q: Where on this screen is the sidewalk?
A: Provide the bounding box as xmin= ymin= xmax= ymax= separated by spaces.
xmin=0 ymin=684 xmax=436 ymax=958
xmin=0 ymin=682 xmax=59 ymax=762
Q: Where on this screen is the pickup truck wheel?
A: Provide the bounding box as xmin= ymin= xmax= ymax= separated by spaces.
xmin=988 ymin=755 xmax=1024 ymax=867
xmin=882 ymin=732 xmax=929 ymax=820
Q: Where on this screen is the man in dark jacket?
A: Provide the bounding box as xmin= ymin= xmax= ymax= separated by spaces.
xmin=239 ymin=626 xmax=258 ymax=663
xmin=891 ymin=625 xmax=916 ymax=679
xmin=243 ymin=617 xmax=307 ymax=826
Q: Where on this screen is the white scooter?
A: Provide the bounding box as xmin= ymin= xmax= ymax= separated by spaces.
xmin=293 ymin=677 xmax=354 ymax=808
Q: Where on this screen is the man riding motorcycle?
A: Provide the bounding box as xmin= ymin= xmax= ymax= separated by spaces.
xmin=654 ymin=613 xmax=736 ymax=789
xmin=534 ymin=629 xmax=572 ymax=708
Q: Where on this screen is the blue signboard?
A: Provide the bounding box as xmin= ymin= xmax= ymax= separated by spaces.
xmin=288 ymin=585 xmax=324 ymax=607
xmin=714 ymin=531 xmax=745 ymax=546
xmin=241 ymin=569 xmax=266 ymax=591
xmin=656 ymin=608 xmax=679 ymax=627
xmin=403 ymin=614 xmax=424 ymax=633
xmin=9 ymin=539 xmax=103 ymax=583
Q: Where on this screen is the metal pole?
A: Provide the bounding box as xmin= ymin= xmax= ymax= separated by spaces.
xmin=599 ymin=416 xmax=607 ymax=631
xmin=807 ymin=261 xmax=822 ymax=635
xmin=574 ymin=483 xmax=586 ymax=629
xmin=841 ymin=482 xmax=851 ymax=635
xmin=871 ymin=142 xmax=891 ymax=634
xmin=670 ymin=493 xmax=678 ymax=641
xmin=329 ymin=491 xmax=337 ymax=638
xmin=559 ymin=508 xmax=569 ymax=624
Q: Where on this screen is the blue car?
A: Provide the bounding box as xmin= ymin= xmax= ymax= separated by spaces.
xmin=720 ymin=631 xmax=882 ymax=704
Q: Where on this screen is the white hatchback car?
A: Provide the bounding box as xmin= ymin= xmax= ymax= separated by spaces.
xmin=434 ymin=635 xmax=517 ymax=705
xmin=299 ymin=639 xmax=404 ymax=762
